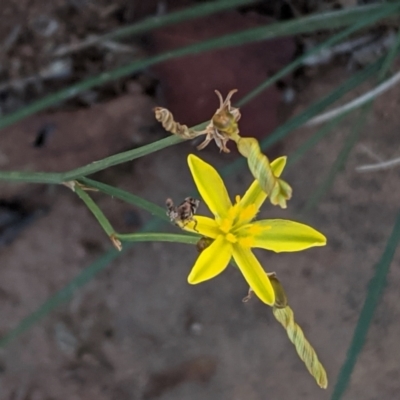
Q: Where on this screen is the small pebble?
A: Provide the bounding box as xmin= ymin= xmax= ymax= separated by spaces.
xmin=31 ymin=15 xmax=59 ymax=37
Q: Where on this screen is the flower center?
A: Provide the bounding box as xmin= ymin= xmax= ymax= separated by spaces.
xmin=237 ymin=204 xmax=257 ymax=225
xmin=219 ymin=217 xmax=233 ymax=233
xmin=225 ymin=233 xmax=237 ymax=243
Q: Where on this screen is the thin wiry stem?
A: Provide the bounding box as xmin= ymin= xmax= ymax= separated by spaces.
xmin=305 ymin=70 xmax=400 ymax=127
xmin=356 ymin=155 xmax=400 ymax=172
xmin=357 ymin=144 xmax=383 ymax=162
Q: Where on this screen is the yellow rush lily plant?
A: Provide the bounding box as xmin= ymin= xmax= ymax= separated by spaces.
xmin=182 ymin=154 xmax=327 ymax=305
xmin=62 ymin=90 xmax=329 ymax=388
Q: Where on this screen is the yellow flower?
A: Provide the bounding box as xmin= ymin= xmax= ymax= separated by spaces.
xmin=184 ymin=154 xmax=326 ymax=305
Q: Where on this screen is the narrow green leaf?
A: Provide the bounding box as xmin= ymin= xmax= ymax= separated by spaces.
xmin=0 ymin=5 xmax=397 ymax=185
xmin=301 ymin=27 xmax=400 ymax=213
xmin=0 ymin=55 xmax=384 ymax=185
xmin=0 ymin=3 xmax=398 ymax=131
xmin=331 ymin=209 xmax=400 ymax=400
xmin=287 ymin=112 xmax=348 ymax=168
xmin=0 ymin=245 xmax=123 ymax=348
xmin=222 ymin=56 xmax=384 ymax=179
xmin=378 ymin=28 xmax=400 ymax=81
xmin=301 ymin=103 xmax=372 ymax=214
xmin=261 ymin=61 xmax=381 ymax=151
xmin=237 ymin=2 xmax=399 ymax=107
xmin=54 ymin=0 xmax=259 ymax=56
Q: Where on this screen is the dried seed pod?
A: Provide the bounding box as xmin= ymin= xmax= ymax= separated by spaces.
xmin=154 ymin=89 xmax=241 ymax=153
xmin=268 ymin=273 xmax=288 ymax=309
xmin=211 ymin=89 xmax=241 ymax=140
xmin=154 ymin=107 xmax=200 ymax=140
xmin=196 ymin=237 xmax=214 ymax=253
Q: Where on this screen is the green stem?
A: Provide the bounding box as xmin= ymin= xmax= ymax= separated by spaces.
xmin=0 ymin=56 xmax=382 ymax=185
xmin=4 ymin=51 xmax=381 ymax=185
xmin=331 ymin=209 xmax=400 ymax=400
xmin=116 ymin=232 xmax=199 ymax=245
xmin=0 ymin=3 xmax=398 ymax=185
xmin=76 ymin=179 xmax=199 ymax=243
xmin=0 ymin=135 xmax=183 ymax=184
xmin=0 ymin=3 xmax=397 ymax=132
xmin=74 ymin=184 xmax=115 ymax=237
xmin=62 ymin=136 xmax=183 ymax=181
xmin=79 ymin=177 xmax=168 ymax=222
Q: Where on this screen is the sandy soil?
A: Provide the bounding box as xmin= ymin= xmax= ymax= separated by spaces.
xmin=0 ymin=62 xmax=399 ymax=400
xmin=0 ymin=1 xmax=400 ymax=398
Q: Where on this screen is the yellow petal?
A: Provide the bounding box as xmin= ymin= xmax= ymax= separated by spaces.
xmin=244 ymin=219 xmax=327 ymax=252
xmin=232 ymin=245 xmax=275 ymax=305
xmin=183 ymin=216 xmax=220 ymax=239
xmin=188 ymin=154 xmax=232 ymax=219
xmin=239 ymin=156 xmax=287 ymax=217
xmin=188 ymin=235 xmax=232 ymax=284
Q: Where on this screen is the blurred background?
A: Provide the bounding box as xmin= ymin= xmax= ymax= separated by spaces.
xmin=0 ymin=0 xmax=400 ymax=399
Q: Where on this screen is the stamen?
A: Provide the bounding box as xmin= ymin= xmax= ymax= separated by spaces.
xmin=225 ymin=233 xmax=237 ymax=243
xmin=238 ymin=205 xmax=257 ymax=223
xmin=219 ymin=218 xmax=233 ymax=233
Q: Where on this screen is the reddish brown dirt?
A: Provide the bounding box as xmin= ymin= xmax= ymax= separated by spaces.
xmin=1 ymin=1 xmax=400 ymax=399
xmin=0 ymin=63 xmax=400 ymax=399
